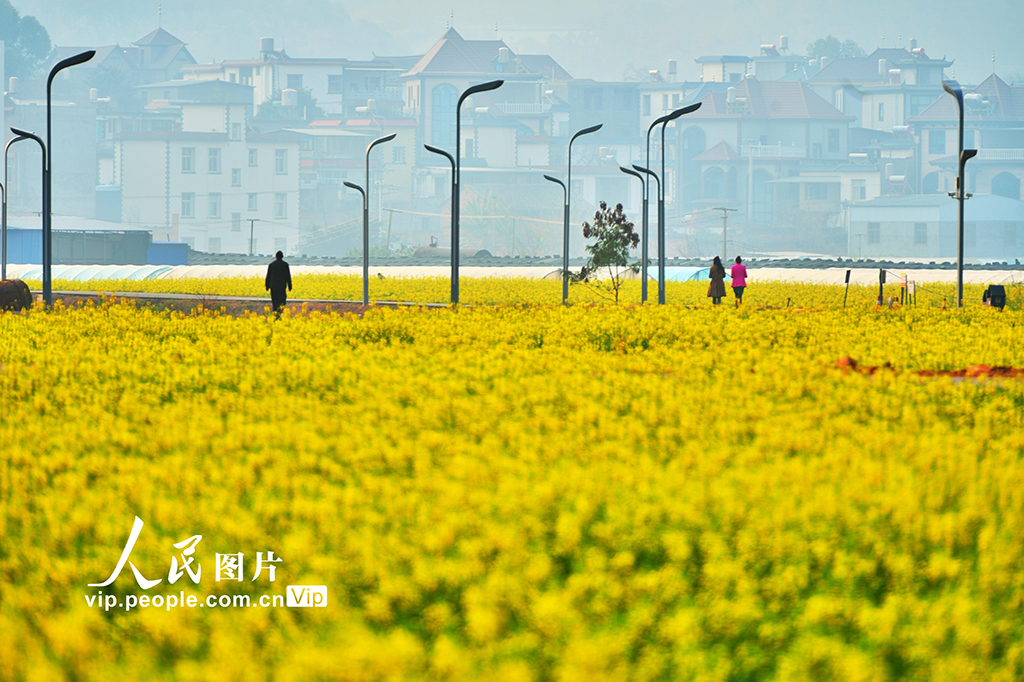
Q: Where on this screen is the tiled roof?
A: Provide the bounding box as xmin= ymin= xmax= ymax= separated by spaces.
xmin=688 ymin=77 xmax=852 ymax=120
xmin=403 ymin=28 xmax=496 ymax=76
xmin=133 ymin=28 xmax=185 ymax=47
xmin=908 ymin=74 xmax=1024 ymax=122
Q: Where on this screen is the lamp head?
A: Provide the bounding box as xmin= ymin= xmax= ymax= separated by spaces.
xmin=463 ymin=80 xmax=504 ymax=99
xmin=942 ymin=80 xmax=963 ymax=100
xmin=577 ymin=124 xmax=602 ymax=137
xmin=10 ymin=127 xmax=34 ymax=138
xmin=619 ymin=166 xmax=642 ymax=179
xmin=632 ymin=164 xmax=653 ymax=176
xmin=53 ymin=50 xmax=96 ymax=75
xmin=343 ymin=181 xmax=363 ymax=191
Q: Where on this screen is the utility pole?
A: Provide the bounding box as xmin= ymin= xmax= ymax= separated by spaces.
xmin=248 ymin=218 xmax=260 ymax=256
xmin=712 ymin=206 xmax=737 ymax=259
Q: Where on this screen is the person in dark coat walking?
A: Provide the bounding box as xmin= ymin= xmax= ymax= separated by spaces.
xmin=707 ymin=256 xmax=726 ymax=305
xmin=265 ymin=251 xmax=292 ymax=313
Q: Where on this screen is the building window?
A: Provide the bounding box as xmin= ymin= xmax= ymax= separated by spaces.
xmin=231 ymin=123 xmax=242 ymax=140
xmin=835 ymin=89 xmax=844 ymax=113
xmin=274 ymin=192 xmax=287 ymax=219
xmin=584 ymin=89 xmax=603 ymax=110
xmin=231 ymin=168 xmax=242 ymax=187
xmin=248 ymin=149 xmax=258 ymax=167
xmin=642 ymin=94 xmax=651 ymax=116
xmin=208 ymin=193 xmax=222 ymax=219
xmin=805 ymin=184 xmax=828 ymax=201
xmin=851 ymin=179 xmax=867 ymax=200
xmin=393 ymin=147 xmax=406 ymax=164
xmin=662 ymin=94 xmax=669 ymax=111
xmin=328 ymin=75 xmax=343 ymax=94
xmin=827 ymin=128 xmax=839 ymax=153
xmin=878 ymin=102 xmax=885 ymax=122
xmin=181 ymin=148 xmax=195 ymax=173
xmin=232 ymin=213 xmax=242 ymax=232
xmin=868 ymin=222 xmax=880 ymax=244
xmin=286 ymin=74 xmax=302 ymax=91
xmin=248 ymin=193 xmax=258 ymax=211
xmin=209 ymin=148 xmax=221 ymax=174
xmin=208 ymin=237 xmax=221 ymax=253
xmin=812 ymin=143 xmax=822 ymax=159
xmin=929 ymin=130 xmax=946 ymax=155
xmin=275 ymin=149 xmax=288 ymax=174
xmin=914 ymin=222 xmax=928 ymax=245
xmin=181 ymin=192 xmax=195 ymax=218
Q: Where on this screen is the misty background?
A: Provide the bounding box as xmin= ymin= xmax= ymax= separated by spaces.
xmin=17 ymin=0 xmax=1024 ymax=83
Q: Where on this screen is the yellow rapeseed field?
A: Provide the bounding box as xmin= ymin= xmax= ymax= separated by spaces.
xmin=27 ymin=272 xmax=1017 ymax=309
xmin=1 ymin=293 xmax=1022 ymax=681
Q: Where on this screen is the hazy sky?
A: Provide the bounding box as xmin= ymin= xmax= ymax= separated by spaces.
xmin=15 ymin=0 xmax=1024 ymax=84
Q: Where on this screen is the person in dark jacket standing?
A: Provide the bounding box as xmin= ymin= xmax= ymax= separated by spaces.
xmin=707 ymin=256 xmax=727 ymax=305
xmin=265 ymin=251 xmax=292 ymax=313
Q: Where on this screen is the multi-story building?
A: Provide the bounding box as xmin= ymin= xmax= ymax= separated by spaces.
xmin=180 ymin=38 xmax=407 ymax=117
xmin=909 ymin=74 xmax=1024 ymax=199
xmin=674 ymin=76 xmax=853 ymax=228
xmin=115 ymin=79 xmax=301 ymax=255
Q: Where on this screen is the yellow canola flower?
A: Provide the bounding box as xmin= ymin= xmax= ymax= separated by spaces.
xmin=0 ymin=299 xmax=1021 ymax=680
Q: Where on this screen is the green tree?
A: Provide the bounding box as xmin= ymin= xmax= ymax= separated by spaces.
xmin=570 ymin=201 xmax=641 ymax=304
xmin=0 ymin=0 xmax=52 ymax=80
xmin=256 ymin=88 xmax=325 ymax=121
xmin=807 ymin=36 xmax=867 ymax=61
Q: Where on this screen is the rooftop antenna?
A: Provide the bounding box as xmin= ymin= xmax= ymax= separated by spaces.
xmin=881 ymin=32 xmax=885 ymax=48
xmin=495 ymin=22 xmax=499 ymax=40
xmin=448 ymin=10 xmax=453 ymax=29
xmin=157 ymin=3 xmax=162 ymax=27
xmin=992 ymin=52 xmax=996 ymax=74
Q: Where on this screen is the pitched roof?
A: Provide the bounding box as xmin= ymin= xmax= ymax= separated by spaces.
xmin=133 ymin=28 xmax=186 ymax=47
xmin=688 ymin=77 xmax=853 ymax=120
xmin=908 ymin=74 xmax=1024 ymax=122
xmin=694 ymin=141 xmax=740 ymax=161
xmin=52 ymin=45 xmax=131 ymax=69
xmin=402 ymin=28 xmax=569 ymax=80
xmin=403 ymin=28 xmax=495 ymax=76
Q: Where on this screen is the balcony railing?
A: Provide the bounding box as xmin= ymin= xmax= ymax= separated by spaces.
xmin=741 ymin=143 xmax=806 ymax=159
xmin=978 ymin=148 xmax=1024 ymax=160
xmin=495 ymin=103 xmax=545 ymax=115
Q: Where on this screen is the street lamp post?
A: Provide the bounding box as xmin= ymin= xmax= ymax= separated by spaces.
xmin=543 ymin=174 xmax=568 ymax=284
xmin=44 ymin=50 xmax=94 ymax=306
xmin=10 ymin=129 xmax=45 ymax=291
xmin=451 ymin=80 xmax=504 ymax=305
xmin=619 ymin=166 xmax=647 ymax=288
xmin=942 ymin=81 xmax=978 ymax=308
xmin=652 ymin=103 xmax=701 ymax=304
xmin=562 ymin=124 xmax=603 ymax=304
xmin=355 ymin=133 xmax=396 ymax=306
xmin=2 ymin=133 xmax=28 ymax=279
xmin=424 ymin=144 xmax=456 ymax=302
xmin=342 ymin=181 xmax=367 ymax=303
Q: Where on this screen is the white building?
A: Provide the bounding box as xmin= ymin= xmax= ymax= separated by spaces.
xmin=116 ymin=79 xmax=301 ymax=255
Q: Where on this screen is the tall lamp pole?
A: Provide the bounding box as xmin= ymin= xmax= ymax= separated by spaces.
xmin=562 ymin=124 xmax=603 ymax=304
xmin=10 ymin=129 xmax=45 ymax=288
xmin=452 ymin=80 xmax=503 ymax=305
xmin=543 ymin=173 xmax=568 ymax=284
xmin=633 ymin=164 xmax=660 ymax=291
xmin=424 ymin=144 xmax=456 ymax=302
xmin=942 ymin=81 xmax=977 ymax=308
xmin=2 ymin=133 xmax=27 ymax=279
xmin=619 ymin=166 xmax=647 ymax=291
xmin=342 ymin=181 xmax=367 ymax=303
xmin=44 ymin=50 xmax=94 ymax=306
xmin=356 ymin=133 xmax=396 ymax=306
xmin=653 ymin=103 xmax=701 ymax=304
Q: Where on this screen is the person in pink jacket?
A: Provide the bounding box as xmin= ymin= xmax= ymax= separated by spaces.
xmin=730 ymin=256 xmax=748 ymax=307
